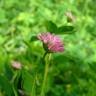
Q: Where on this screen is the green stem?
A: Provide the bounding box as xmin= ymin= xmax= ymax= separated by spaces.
xmin=11 ymin=71 xmax=18 ymax=96
xmin=40 ymin=53 xmax=51 ymax=96
xmin=12 ymin=85 xmax=18 ymax=96
xmin=11 ymin=71 xmax=18 ymax=83
xmin=31 ymin=73 xmax=37 ymax=96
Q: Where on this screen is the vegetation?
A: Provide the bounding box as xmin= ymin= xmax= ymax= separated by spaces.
xmin=0 ymin=0 xmax=96 ymax=96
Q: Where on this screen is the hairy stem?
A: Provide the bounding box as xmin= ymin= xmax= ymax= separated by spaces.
xmin=40 ymin=53 xmax=51 ymax=96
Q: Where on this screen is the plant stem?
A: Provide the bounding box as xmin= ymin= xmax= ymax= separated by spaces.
xmin=40 ymin=53 xmax=51 ymax=96
xmin=31 ymin=73 xmax=37 ymax=96
xmin=11 ymin=71 xmax=18 ymax=96
xmin=12 ymin=85 xmax=18 ymax=96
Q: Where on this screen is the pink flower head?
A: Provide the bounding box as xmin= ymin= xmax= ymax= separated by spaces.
xmin=37 ymin=32 xmax=64 ymax=53
xmin=11 ymin=61 xmax=22 ymax=70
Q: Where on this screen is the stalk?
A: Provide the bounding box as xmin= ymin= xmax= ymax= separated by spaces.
xmin=40 ymin=53 xmax=51 ymax=96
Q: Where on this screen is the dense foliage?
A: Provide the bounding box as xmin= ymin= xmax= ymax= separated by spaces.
xmin=0 ymin=0 xmax=96 ymax=96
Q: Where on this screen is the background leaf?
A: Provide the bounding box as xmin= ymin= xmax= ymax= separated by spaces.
xmin=0 ymin=75 xmax=13 ymax=96
xmin=22 ymin=70 xmax=34 ymax=94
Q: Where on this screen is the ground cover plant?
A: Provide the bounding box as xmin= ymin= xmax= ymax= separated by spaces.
xmin=0 ymin=0 xmax=96 ymax=96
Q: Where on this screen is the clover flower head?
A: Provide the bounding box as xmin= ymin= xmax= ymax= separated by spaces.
xmin=37 ymin=32 xmax=64 ymax=53
xmin=11 ymin=61 xmax=22 ymax=70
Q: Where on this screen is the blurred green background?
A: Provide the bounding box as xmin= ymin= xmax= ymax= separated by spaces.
xmin=0 ymin=0 xmax=96 ymax=96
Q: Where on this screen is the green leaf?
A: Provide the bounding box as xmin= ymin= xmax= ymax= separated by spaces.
xmin=89 ymin=62 xmax=96 ymax=73
xmin=30 ymin=35 xmax=38 ymax=42
xmin=46 ymin=21 xmax=58 ymax=33
xmin=0 ymin=9 xmax=7 ymax=23
xmin=22 ymin=70 xmax=34 ymax=93
xmin=4 ymin=64 xmax=14 ymax=80
xmin=46 ymin=21 xmax=74 ymax=34
xmin=57 ymin=25 xmax=74 ymax=34
xmin=0 ymin=75 xmax=13 ymax=96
